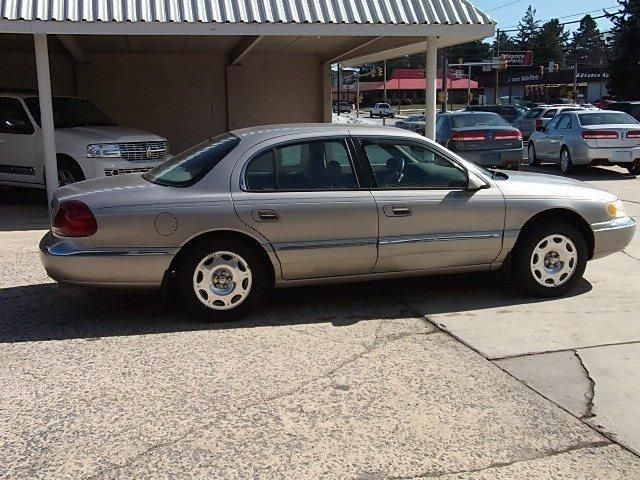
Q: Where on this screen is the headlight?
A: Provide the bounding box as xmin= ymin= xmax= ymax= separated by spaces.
xmin=86 ymin=143 xmax=121 ymax=158
xmin=606 ymin=199 xmax=627 ymax=218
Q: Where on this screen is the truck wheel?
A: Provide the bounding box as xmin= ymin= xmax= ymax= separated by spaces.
xmin=513 ymin=222 xmax=587 ymax=297
xmin=57 ymin=158 xmax=85 ymax=186
xmin=176 ymin=238 xmax=268 ymax=322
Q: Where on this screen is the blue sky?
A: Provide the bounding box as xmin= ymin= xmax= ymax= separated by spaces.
xmin=472 ymin=0 xmax=618 ymax=38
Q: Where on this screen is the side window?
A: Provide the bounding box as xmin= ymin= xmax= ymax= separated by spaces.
xmin=546 ymin=116 xmax=561 ymax=130
xmin=436 ymin=116 xmax=445 ymax=132
xmin=0 ymin=98 xmax=34 ymax=135
xmin=543 ymin=109 xmax=557 ymax=118
xmin=557 ymin=114 xmax=571 ymax=130
xmin=361 ymin=139 xmax=467 ymax=189
xmin=244 ymin=139 xmax=358 ymax=191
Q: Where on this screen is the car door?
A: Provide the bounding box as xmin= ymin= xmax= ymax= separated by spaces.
xmin=548 ymin=114 xmax=571 ymax=161
xmin=355 ymin=136 xmax=505 ymax=273
xmin=0 ymin=97 xmax=38 ymax=185
xmin=536 ymin=115 xmax=562 ymax=159
xmin=231 ymin=135 xmax=378 ymax=280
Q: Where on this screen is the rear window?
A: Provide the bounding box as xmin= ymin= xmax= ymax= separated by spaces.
xmin=143 ymin=133 xmax=240 ymax=187
xmin=378 ymin=103 xmax=390 ymax=108
xmin=524 ymin=108 xmax=543 ymax=119
xmin=543 ymin=109 xmax=558 ymax=118
xmin=450 ymin=113 xmax=508 ymax=128
xmin=578 ymin=112 xmax=639 ymax=126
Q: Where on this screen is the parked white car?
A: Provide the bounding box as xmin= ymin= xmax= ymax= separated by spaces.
xmin=370 ymin=103 xmax=395 ymax=118
xmin=0 ymin=93 xmax=170 ymax=188
xmin=515 ymin=104 xmax=584 ymax=139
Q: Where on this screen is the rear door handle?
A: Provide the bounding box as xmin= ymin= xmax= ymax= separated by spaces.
xmin=384 ymin=205 xmax=412 ymax=217
xmin=252 ymin=209 xmax=280 ymax=222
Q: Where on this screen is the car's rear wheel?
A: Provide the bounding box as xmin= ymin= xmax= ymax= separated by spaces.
xmin=176 ymin=238 xmax=268 ymax=321
xmin=527 ymin=143 xmax=540 ymax=166
xmin=513 ymin=222 xmax=587 ymax=297
xmin=560 ymin=147 xmax=574 ymax=174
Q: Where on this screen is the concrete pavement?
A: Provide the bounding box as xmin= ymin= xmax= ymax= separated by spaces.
xmin=1 ymin=165 xmax=640 ymax=478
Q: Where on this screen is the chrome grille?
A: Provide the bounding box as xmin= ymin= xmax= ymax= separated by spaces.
xmin=118 ymin=141 xmax=167 ymax=161
xmin=104 ymin=167 xmax=154 ymax=177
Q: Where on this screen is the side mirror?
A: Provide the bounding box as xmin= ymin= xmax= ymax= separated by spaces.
xmin=467 ymin=171 xmax=490 ymax=190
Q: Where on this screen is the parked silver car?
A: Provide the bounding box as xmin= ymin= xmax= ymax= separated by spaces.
xmin=40 ymin=124 xmax=635 ymax=321
xmin=394 ymin=115 xmax=425 ymax=133
xmin=528 ymin=110 xmax=640 ymax=174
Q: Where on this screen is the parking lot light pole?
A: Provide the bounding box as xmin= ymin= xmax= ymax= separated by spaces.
xmin=34 ymin=34 xmax=58 ymax=208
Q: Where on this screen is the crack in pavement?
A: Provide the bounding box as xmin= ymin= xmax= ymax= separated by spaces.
xmin=622 ymin=250 xmax=640 ymax=262
xmin=574 ymin=350 xmax=597 ymax=419
xmin=389 ymin=440 xmax=611 ymax=479
xmin=85 ymin=328 xmax=441 ymax=479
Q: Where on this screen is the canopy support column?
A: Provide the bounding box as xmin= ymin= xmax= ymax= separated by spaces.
xmin=34 ymin=33 xmax=58 ymax=207
xmin=424 ymin=37 xmax=438 ymax=140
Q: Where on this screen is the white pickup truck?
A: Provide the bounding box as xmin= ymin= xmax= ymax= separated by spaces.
xmin=369 ymin=102 xmax=396 ymax=118
xmin=0 ymin=93 xmax=170 ymax=188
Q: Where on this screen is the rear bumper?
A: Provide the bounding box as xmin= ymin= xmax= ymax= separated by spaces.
xmin=573 ymin=145 xmax=640 ymax=166
xmin=39 ymin=231 xmax=175 ymax=287
xmin=456 ymin=148 xmax=523 ymax=168
xmin=591 ymin=217 xmax=636 ymax=259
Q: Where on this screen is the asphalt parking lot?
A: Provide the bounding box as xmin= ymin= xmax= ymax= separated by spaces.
xmin=1 ymin=165 xmax=640 ymax=479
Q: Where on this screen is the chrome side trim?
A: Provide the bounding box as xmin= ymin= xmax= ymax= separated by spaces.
xmin=273 ymin=237 xmax=377 ymax=251
xmin=379 ymin=231 xmax=502 ymax=246
xmin=42 ymin=241 xmax=174 ymax=258
xmin=591 ymin=217 xmax=636 ymax=232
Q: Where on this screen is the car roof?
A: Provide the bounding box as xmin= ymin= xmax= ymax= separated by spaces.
xmin=230 ymin=123 xmax=423 ymax=146
xmin=610 ymin=101 xmax=640 ymax=105
xmin=443 ymin=110 xmax=501 ymax=116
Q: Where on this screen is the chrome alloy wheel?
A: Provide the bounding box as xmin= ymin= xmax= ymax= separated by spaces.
xmin=560 ymin=150 xmax=571 ymax=172
xmin=528 ymin=144 xmax=536 ymax=164
xmin=192 ymin=251 xmax=252 ymax=310
xmin=530 ymin=234 xmax=577 ymax=287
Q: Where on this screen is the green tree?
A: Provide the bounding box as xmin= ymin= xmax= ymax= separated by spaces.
xmin=567 ymin=14 xmax=607 ymax=66
xmin=493 ymin=30 xmax=517 ymax=53
xmin=515 ymin=5 xmax=540 ymax=51
xmin=607 ymin=0 xmax=640 ymax=97
xmin=448 ymin=40 xmax=492 ymax=62
xmin=534 ymin=19 xmax=570 ymax=65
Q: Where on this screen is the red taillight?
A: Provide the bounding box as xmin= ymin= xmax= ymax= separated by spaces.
xmin=582 ymin=130 xmax=619 ymax=140
xmin=494 ymin=129 xmax=523 ymax=140
xmin=52 ymin=200 xmax=97 ymax=237
xmin=626 ymin=130 xmax=640 ymax=139
xmin=451 ymin=130 xmax=487 ymax=141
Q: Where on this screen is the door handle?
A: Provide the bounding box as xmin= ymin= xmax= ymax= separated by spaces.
xmin=384 ymin=205 xmax=412 ymax=217
xmin=252 ymin=209 xmax=280 ymax=222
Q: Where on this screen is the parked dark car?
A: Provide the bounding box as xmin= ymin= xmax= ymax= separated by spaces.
xmin=436 ymin=111 xmax=523 ymax=169
xmin=332 ymin=100 xmax=351 ymax=113
xmin=464 ymin=104 xmax=529 ymax=124
xmin=607 ymin=101 xmax=640 ymax=121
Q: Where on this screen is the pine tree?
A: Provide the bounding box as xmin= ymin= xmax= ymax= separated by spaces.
xmin=534 ymin=19 xmax=570 ymax=66
xmin=448 ymin=40 xmax=492 ymax=62
xmin=493 ymin=30 xmax=517 ymax=53
xmin=568 ymin=15 xmax=607 ymax=66
xmin=607 ymin=0 xmax=640 ymax=97
xmin=515 ymin=6 xmax=540 ymax=51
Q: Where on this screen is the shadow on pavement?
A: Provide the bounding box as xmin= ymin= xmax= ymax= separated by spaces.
xmin=0 ymin=271 xmax=592 ymax=343
xmin=523 ymin=164 xmax=636 ymax=182
xmin=0 ymin=187 xmax=49 ymax=232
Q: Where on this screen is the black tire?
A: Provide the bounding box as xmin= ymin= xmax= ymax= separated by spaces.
xmin=369 ymin=111 xmax=373 ymax=118
xmin=560 ymin=147 xmax=574 ymax=175
xmin=527 ymin=143 xmax=540 ymax=166
xmin=176 ymin=238 xmax=269 ymax=322
xmin=57 ymin=157 xmax=85 ymax=186
xmin=512 ymin=222 xmax=587 ymax=298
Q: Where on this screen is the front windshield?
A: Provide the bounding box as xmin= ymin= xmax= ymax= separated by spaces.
xmin=578 ymin=112 xmax=638 ymax=126
xmin=450 ymin=113 xmax=509 ymax=128
xmin=24 ymin=97 xmax=115 ymax=128
xmin=143 ymin=133 xmax=240 ymax=187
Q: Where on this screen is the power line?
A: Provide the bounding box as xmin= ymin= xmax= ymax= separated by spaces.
xmin=501 ymin=5 xmax=619 ymax=30
xmin=486 ymin=0 xmax=523 ymax=13
xmin=499 ymin=12 xmax=620 ymax=33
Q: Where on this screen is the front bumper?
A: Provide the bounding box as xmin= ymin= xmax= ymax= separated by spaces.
xmin=457 ymin=148 xmax=523 ymax=169
xmin=39 ymin=231 xmax=175 ymax=287
xmin=591 ymin=217 xmax=636 ymax=259
xmin=89 ymin=156 xmax=169 ymax=179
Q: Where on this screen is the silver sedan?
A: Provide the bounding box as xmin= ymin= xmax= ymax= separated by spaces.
xmin=40 ymin=124 xmax=635 ymax=321
xmin=528 ymin=110 xmax=640 ymax=174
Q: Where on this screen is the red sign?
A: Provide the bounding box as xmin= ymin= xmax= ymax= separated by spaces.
xmin=499 ymin=51 xmax=533 ymax=66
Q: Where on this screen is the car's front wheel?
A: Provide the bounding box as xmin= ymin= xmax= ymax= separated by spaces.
xmin=176 ymin=238 xmax=268 ymax=321
xmin=527 ymin=143 xmax=539 ymax=166
xmin=560 ymin=147 xmax=574 ymax=174
xmin=513 ymin=222 xmax=587 ymax=297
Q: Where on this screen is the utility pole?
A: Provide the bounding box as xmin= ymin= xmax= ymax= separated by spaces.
xmin=494 ymin=28 xmax=500 ymax=104
xmin=573 ymin=64 xmax=578 ymax=102
xmin=337 ymin=63 xmax=341 ymax=116
xmin=441 ymin=50 xmax=449 ymax=112
xmin=467 ymin=64 xmax=472 ymax=106
xmin=356 ymin=70 xmax=360 ymax=117
xmin=383 ymin=60 xmax=387 ymax=103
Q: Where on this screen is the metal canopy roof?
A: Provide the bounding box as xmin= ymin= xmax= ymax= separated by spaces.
xmin=0 ymin=0 xmax=492 ymax=26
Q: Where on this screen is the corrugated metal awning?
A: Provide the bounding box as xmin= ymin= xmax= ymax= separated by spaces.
xmin=0 ymin=0 xmax=492 ymax=26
